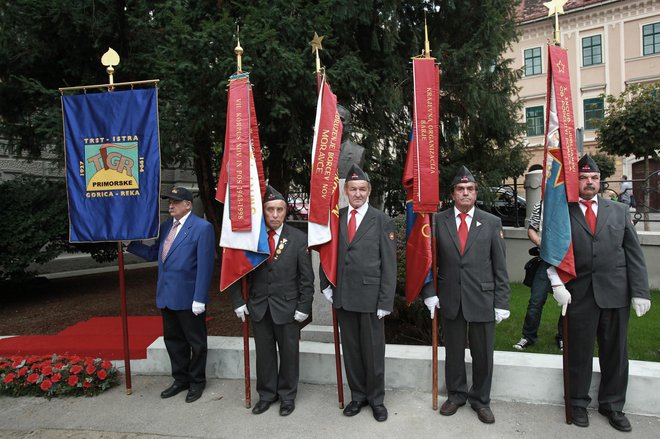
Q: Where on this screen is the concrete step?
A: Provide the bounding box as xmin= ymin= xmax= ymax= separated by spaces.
xmin=115 ymin=336 xmax=660 ymax=416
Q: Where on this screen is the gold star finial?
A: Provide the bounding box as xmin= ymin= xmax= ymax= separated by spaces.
xmin=544 ymin=0 xmax=568 ymax=16
xmin=310 ymin=32 xmax=324 ymax=53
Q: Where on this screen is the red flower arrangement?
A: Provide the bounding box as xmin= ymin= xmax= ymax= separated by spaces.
xmin=0 ymin=354 xmax=119 ymax=398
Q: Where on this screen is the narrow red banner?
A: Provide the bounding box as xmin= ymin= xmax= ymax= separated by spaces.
xmin=227 ymin=76 xmax=252 ymax=231
xmin=309 ymin=79 xmax=343 ymax=225
xmin=412 ymin=58 xmax=440 ymax=212
xmin=547 ymin=45 xmax=579 ymax=202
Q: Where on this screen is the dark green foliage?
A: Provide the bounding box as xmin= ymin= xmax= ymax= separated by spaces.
xmin=591 ymin=152 xmax=616 ymax=180
xmin=0 ymin=176 xmax=117 ymax=282
xmin=0 ymin=176 xmax=70 ymax=282
xmin=1 ymin=0 xmax=528 ymax=259
xmin=597 ymin=83 xmax=660 ymax=161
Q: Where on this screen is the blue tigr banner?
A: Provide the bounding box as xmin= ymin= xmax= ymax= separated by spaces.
xmin=62 ymin=88 xmax=161 ymax=242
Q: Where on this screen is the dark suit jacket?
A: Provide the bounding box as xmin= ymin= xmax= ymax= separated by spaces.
xmin=327 ymin=205 xmax=397 ymax=313
xmin=229 ymin=224 xmax=314 ymax=324
xmin=127 ymin=213 xmax=216 ymax=310
xmin=423 ymin=208 xmax=510 ymax=322
xmin=566 ymin=197 xmax=649 ymax=307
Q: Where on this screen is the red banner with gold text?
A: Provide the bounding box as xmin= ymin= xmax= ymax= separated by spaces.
xmin=226 ymin=76 xmax=252 ymax=230
xmin=411 ymin=58 xmax=440 ymax=212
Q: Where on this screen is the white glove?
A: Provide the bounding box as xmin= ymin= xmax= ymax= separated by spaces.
xmin=192 ymin=301 xmax=205 ymax=315
xmin=423 ymin=296 xmax=440 ymax=319
xmin=551 ymin=284 xmax=572 ymax=316
xmin=376 ymin=309 xmax=391 ymax=319
xmin=294 ymin=310 xmax=309 ymax=322
xmin=631 ymin=298 xmax=651 ymax=317
xmin=234 ymin=305 xmax=249 ymax=322
xmin=322 ymin=286 xmax=333 ymax=304
xmin=494 ymin=308 xmax=510 ymax=324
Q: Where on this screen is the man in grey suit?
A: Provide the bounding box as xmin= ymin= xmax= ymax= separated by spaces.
xmin=230 ymin=186 xmax=315 ymax=416
xmin=549 ymin=155 xmax=651 ymax=432
xmin=422 ymin=166 xmax=510 ymax=424
xmin=321 ymin=163 xmax=397 ymax=422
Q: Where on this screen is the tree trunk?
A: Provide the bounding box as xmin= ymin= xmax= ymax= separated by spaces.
xmin=193 ymin=141 xmax=222 ymax=258
xmin=644 ymin=155 xmax=650 ymax=232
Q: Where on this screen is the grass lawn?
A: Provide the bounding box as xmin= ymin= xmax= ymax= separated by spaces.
xmin=495 ymin=283 xmax=660 ymax=362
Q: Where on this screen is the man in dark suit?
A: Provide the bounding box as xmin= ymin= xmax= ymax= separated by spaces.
xmin=229 ymin=186 xmax=314 ymax=416
xmin=549 ymin=155 xmax=651 ymax=432
xmin=422 ymin=166 xmax=510 ymax=424
xmin=126 ymin=186 xmax=216 ymax=403
xmin=321 ymin=163 xmax=397 ymax=422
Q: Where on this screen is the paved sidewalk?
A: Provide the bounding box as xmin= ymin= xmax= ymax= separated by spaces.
xmin=1 ymin=376 xmax=659 ymax=439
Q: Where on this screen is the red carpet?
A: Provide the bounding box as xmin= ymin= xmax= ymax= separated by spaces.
xmin=0 ymin=316 xmax=162 ymax=360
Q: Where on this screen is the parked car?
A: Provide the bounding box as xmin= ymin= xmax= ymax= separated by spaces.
xmin=287 ymin=193 xmax=309 ymax=220
xmin=477 ymin=187 xmax=526 ymax=227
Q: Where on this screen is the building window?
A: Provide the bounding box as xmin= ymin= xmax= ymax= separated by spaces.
xmin=524 ymin=47 xmax=542 ymax=76
xmin=582 ymin=35 xmax=602 ymax=66
xmin=643 ymin=22 xmax=660 ymax=55
xmin=584 ymin=98 xmax=604 ymax=130
xmin=526 ymin=106 xmax=544 ymax=137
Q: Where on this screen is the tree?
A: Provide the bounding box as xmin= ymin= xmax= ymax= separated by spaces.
xmin=597 ymin=82 xmax=660 ymax=228
xmin=1 ymin=0 xmax=528 ymax=265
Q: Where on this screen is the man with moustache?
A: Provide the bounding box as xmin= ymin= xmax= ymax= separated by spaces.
xmin=321 ymin=163 xmax=397 ymax=422
xmin=421 ymin=166 xmax=510 ymax=424
xmin=229 ymin=185 xmax=314 ymax=416
xmin=548 ymin=155 xmax=651 ymax=432
xmin=126 ymin=186 xmax=215 ymax=403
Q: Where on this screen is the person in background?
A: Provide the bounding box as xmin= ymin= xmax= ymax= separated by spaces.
xmin=513 ymin=200 xmax=563 ymax=351
xmin=618 ymin=175 xmax=634 ymax=208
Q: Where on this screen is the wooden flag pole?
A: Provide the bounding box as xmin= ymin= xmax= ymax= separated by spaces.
xmin=101 ymin=49 xmax=133 ymax=396
xmin=242 ymin=277 xmax=252 ymax=409
xmin=310 ymin=31 xmax=344 ymax=409
xmin=233 ymin=29 xmax=252 ymax=409
xmin=421 ymin=14 xmax=439 ymax=411
xmin=544 ymin=1 xmax=571 ymax=423
xmin=117 ymin=242 xmax=132 ymax=395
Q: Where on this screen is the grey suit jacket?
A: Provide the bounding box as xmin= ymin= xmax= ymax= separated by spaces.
xmin=229 ymin=224 xmax=315 ymax=325
xmin=423 ymin=208 xmax=510 ymax=322
xmin=328 ymin=205 xmax=397 ymax=313
xmin=566 ymin=197 xmax=649 ymax=307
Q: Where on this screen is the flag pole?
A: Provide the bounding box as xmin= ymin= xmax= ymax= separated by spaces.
xmin=234 ymin=28 xmax=252 ymax=409
xmin=100 ymin=48 xmax=133 ymax=395
xmin=544 ymin=0 xmax=572 ymax=424
xmin=310 ymin=31 xmax=344 ymax=410
xmin=422 ymin=15 xmax=439 ymax=411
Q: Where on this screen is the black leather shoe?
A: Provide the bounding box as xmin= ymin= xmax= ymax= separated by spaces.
xmin=252 ymin=399 xmax=275 ymax=415
xmin=572 ymin=406 xmax=589 ymax=427
xmin=472 ymin=406 xmax=495 ymax=424
xmin=439 ymin=399 xmax=465 ymax=416
xmin=279 ymin=400 xmax=295 ymax=416
xmin=342 ymin=400 xmax=368 ymax=417
xmin=185 ymin=386 xmax=204 ymax=403
xmin=598 ymin=408 xmax=631 ymax=432
xmin=372 ymin=404 xmax=388 ymax=422
xmin=160 ymin=382 xmax=189 ymax=399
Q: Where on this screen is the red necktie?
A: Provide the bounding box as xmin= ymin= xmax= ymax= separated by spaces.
xmin=458 ymin=213 xmax=468 ymax=254
xmin=348 ymin=210 xmax=357 ymax=243
xmin=580 ymin=200 xmax=597 ymax=233
xmin=268 ymin=229 xmax=276 ymax=261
